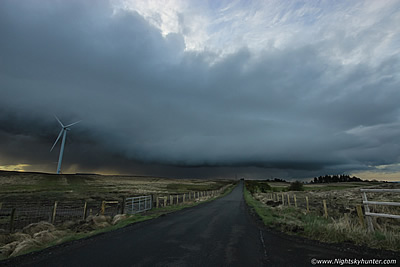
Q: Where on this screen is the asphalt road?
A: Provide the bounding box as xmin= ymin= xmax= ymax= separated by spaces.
xmin=3 ymin=181 xmax=399 ymax=267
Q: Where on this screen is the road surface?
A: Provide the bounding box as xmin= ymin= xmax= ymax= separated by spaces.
xmin=2 ymin=181 xmax=398 ymax=266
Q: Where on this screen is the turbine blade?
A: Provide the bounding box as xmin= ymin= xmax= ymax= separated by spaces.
xmin=50 ymin=129 xmax=63 ymax=152
xmin=54 ymin=115 xmax=64 ymax=127
xmin=65 ymin=120 xmax=82 ymax=128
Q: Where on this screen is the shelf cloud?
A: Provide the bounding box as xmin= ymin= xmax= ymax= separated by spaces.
xmin=1 ymin=0 xmax=400 ymax=179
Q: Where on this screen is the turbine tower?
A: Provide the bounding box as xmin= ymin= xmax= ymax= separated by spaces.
xmin=51 ymin=116 xmax=81 ymax=174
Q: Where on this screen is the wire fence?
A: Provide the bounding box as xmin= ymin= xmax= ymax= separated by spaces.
xmin=0 ymin=186 xmax=230 ymax=233
xmin=0 ymin=200 xmax=122 ymax=233
xmin=252 ymin=189 xmax=400 ymax=231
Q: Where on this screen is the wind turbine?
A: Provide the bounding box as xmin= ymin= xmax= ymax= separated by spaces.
xmin=50 ymin=116 xmax=81 ymax=174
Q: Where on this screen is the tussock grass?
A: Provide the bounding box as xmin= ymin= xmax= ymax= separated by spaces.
xmin=244 ymin=187 xmax=400 ymax=252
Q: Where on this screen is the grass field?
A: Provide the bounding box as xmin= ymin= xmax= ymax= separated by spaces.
xmin=0 ymin=170 xmax=236 ymax=259
xmin=244 ymin=180 xmax=400 ymax=252
xmin=264 ymin=181 xmax=385 ymax=192
xmin=0 ymin=171 xmax=232 ymax=203
xmin=0 ymin=171 xmax=234 ymax=231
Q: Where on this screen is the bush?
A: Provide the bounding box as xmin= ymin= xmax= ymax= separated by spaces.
xmin=258 ymin=182 xmax=271 ymax=192
xmin=288 ymin=181 xmax=304 ymax=191
xmin=245 ymin=180 xmax=271 ymax=193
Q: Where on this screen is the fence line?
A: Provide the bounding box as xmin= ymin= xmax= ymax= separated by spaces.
xmin=265 ymin=192 xmax=330 ymax=217
xmin=124 ymin=196 xmax=152 ymax=215
xmin=360 ymin=188 xmax=400 ymax=232
xmin=0 ymin=186 xmax=228 ymax=233
xmin=253 ymin=188 xmax=400 ymax=232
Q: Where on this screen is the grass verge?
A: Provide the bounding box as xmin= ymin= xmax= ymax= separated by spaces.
xmin=243 ymin=186 xmax=400 ymax=252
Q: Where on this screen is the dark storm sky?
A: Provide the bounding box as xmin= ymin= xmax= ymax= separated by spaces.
xmin=1 ymin=0 xmax=400 ymax=180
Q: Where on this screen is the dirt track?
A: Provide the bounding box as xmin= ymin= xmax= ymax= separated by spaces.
xmin=2 ymin=181 xmax=399 ymax=266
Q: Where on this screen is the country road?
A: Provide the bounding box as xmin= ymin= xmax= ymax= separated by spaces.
xmin=2 ymin=181 xmax=399 ymax=267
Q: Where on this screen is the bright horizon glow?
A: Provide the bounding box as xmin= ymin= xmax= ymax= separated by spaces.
xmin=351 ymin=171 xmax=400 ymax=182
xmin=0 ymin=164 xmax=31 ymax=172
xmin=1 ymin=164 xmax=400 ymax=182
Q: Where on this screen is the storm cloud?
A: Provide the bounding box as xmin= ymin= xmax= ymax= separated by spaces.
xmin=1 ymin=0 xmax=400 ymax=179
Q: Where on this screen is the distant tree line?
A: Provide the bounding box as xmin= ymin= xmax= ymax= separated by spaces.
xmin=263 ymin=178 xmax=289 ymax=183
xmin=310 ymin=174 xmax=363 ymax=184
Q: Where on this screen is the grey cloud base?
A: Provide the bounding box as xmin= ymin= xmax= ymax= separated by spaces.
xmin=0 ymin=0 xmax=399 ymax=179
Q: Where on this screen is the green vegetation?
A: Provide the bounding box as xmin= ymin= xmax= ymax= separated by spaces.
xmin=0 ymin=181 xmax=237 ymax=260
xmin=245 ymin=180 xmax=271 ymax=194
xmin=287 ymin=181 xmax=304 ymax=191
xmin=244 ymin=186 xmax=400 ymax=252
xmin=0 ymin=171 xmax=233 ymax=204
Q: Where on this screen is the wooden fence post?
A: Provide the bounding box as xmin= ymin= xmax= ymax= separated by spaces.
xmin=294 ymin=194 xmax=297 ymax=208
xmin=101 ymin=201 xmax=105 ymax=215
xmin=121 ymin=197 xmax=126 ymax=214
xmin=362 ymin=192 xmax=374 ymax=232
xmin=306 ymin=196 xmax=309 ymax=213
xmin=83 ymin=201 xmax=88 ymax=220
xmin=183 ymin=194 xmax=186 ymax=203
xmin=323 ymin=200 xmax=328 ymax=218
xmin=176 ymin=195 xmax=179 ymax=204
xmin=356 ymin=204 xmax=365 ymax=228
xmin=287 ymin=194 xmax=291 ymax=206
xmin=52 ymin=201 xmax=58 ymax=224
xmin=9 ymin=208 xmax=16 ymax=233
xmin=164 ymin=196 xmax=167 ymax=207
xmin=152 ymin=195 xmax=155 ymax=209
xmin=281 ymin=193 xmax=284 ymax=205
xmin=170 ymin=195 xmax=173 ymax=205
